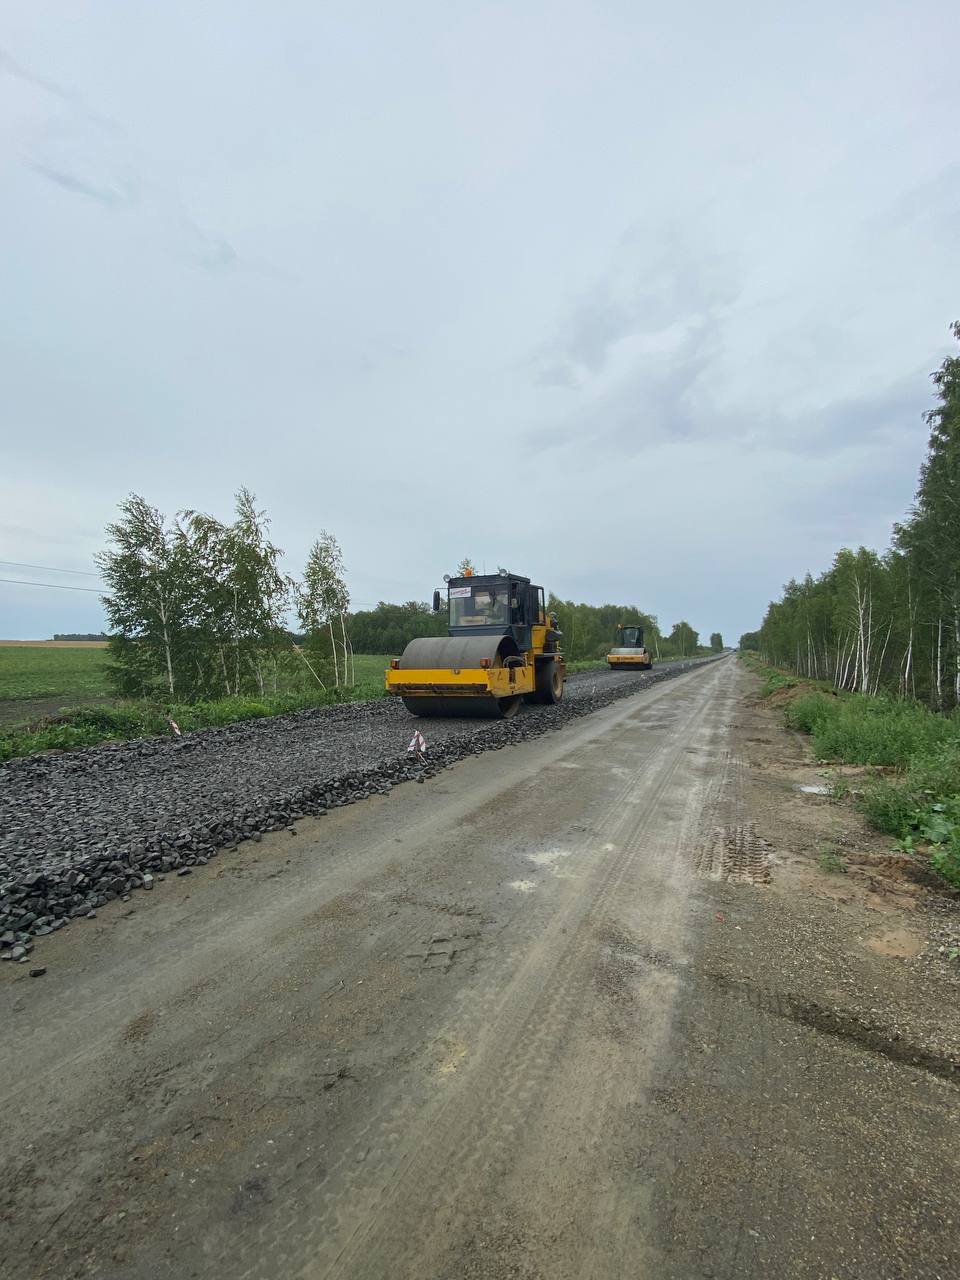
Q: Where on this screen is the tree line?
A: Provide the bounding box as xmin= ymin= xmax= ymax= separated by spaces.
xmin=347 ymin=596 xmax=717 ymax=662
xmin=98 ymin=489 xmax=351 ymax=701
xmin=746 ymin=322 xmax=960 ymax=708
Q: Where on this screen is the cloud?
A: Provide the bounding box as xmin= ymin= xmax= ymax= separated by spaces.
xmin=881 ymin=162 xmax=960 ymax=233
xmin=535 ymin=362 xmax=580 ymax=389
xmin=526 ymin=219 xmax=741 ymax=453
xmin=26 ymin=160 xmax=136 ymax=207
xmin=0 ymin=45 xmax=118 ymax=130
xmin=535 ymin=221 xmax=739 ymax=387
xmin=1 ymin=2 xmax=956 ymax=645
xmin=181 ymin=219 xmax=239 ymax=270
xmin=0 ymin=46 xmax=78 ymax=105
xmin=7 ymin=45 xmax=239 ymax=270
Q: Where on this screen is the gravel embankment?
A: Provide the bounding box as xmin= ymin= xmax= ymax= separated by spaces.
xmin=0 ymin=657 xmax=723 ymax=948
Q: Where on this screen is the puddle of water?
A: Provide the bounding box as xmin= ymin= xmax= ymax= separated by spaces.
xmin=509 ymin=879 xmax=536 ymax=893
xmin=798 ymin=784 xmax=831 ymax=796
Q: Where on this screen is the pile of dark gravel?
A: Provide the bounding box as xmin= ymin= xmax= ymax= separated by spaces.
xmin=0 ymin=657 xmax=723 ymax=947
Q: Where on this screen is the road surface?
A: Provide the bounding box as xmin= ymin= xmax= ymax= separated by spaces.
xmin=2 ymin=657 xmax=957 ymax=1279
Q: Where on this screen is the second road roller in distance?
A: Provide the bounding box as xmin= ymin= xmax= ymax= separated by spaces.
xmin=385 ymin=569 xmax=566 ymax=718
xmin=607 ymin=624 xmax=654 ymax=670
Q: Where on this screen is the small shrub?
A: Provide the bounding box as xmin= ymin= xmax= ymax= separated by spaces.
xmin=859 ymin=778 xmax=918 ymax=834
xmin=817 ymin=847 xmax=847 ymax=874
xmin=905 ymin=742 xmax=960 ymax=801
xmin=827 ymin=771 xmax=851 ymax=800
xmin=785 ymin=692 xmax=834 ymax=735
xmin=761 ymin=670 xmax=797 ymax=697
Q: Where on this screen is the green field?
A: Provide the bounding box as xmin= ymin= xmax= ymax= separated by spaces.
xmin=0 ymin=645 xmax=113 ymax=701
xmin=0 ymin=645 xmax=398 ymax=753
xmin=349 ymin=654 xmax=393 ymax=683
xmin=0 ymin=647 xmax=392 ymax=704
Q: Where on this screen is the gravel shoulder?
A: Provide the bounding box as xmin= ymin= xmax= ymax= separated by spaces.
xmin=2 ymin=657 xmax=957 ymax=1280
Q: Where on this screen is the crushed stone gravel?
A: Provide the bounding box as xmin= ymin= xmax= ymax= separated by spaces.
xmin=0 ymin=657 xmax=723 ymax=943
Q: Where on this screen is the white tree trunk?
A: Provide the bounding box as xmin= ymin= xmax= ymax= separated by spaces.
xmin=328 ymin=620 xmax=340 ymax=686
xmin=901 ymin=576 xmax=915 ymax=700
xmin=874 ymin=620 xmax=892 ymax=696
xmin=157 ymin=589 xmax=175 ymax=697
xmin=339 ymin=615 xmax=352 ymax=686
xmin=853 ymin=573 xmax=871 ymax=695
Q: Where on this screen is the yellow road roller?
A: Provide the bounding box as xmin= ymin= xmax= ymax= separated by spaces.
xmin=386 ymin=569 xmax=566 ymax=718
xmin=607 ymin=624 xmax=653 ymax=670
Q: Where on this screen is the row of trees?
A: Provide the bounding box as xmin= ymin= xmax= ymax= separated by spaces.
xmin=543 ymin=602 xmax=713 ymax=661
xmin=747 ymin=322 xmax=960 ymax=709
xmin=346 ymin=595 xmax=713 ymax=663
xmin=99 ymin=489 xmax=351 ymax=701
xmin=348 ymin=601 xmax=447 ymax=655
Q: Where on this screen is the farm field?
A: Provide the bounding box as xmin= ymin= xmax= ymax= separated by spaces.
xmin=0 ymin=644 xmax=395 ymax=730
xmin=0 ymin=643 xmax=114 ymax=726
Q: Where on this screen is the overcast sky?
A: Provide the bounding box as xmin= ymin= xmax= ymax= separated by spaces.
xmin=2 ymin=1 xmax=958 ymax=643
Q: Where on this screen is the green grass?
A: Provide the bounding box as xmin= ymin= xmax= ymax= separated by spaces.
xmin=737 ymin=651 xmax=830 ymax=699
xmin=785 ymin=692 xmax=960 ymax=767
xmin=0 ymin=682 xmax=388 ymax=761
xmin=779 ymin=684 xmax=960 ymax=888
xmin=0 ymin=649 xmax=395 ymax=762
xmin=817 ymin=846 xmax=847 ymax=875
xmin=351 ymin=653 xmax=393 ymax=683
xmin=0 ymin=646 xmax=112 ymax=702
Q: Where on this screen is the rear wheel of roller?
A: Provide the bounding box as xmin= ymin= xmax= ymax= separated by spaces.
xmin=497 ymin=695 xmax=522 ymax=718
xmin=527 ymin=660 xmax=564 ymax=704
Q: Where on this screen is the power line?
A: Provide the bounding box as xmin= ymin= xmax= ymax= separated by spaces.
xmin=0 ymin=577 xmax=103 ymax=594
xmin=0 ymin=559 xmax=100 ymax=578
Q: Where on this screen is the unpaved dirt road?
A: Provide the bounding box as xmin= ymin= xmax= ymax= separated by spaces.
xmin=3 ymin=658 xmax=959 ymax=1279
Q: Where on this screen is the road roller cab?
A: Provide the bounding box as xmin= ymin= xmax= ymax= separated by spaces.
xmin=607 ymin=624 xmax=653 ymax=670
xmin=386 ymin=569 xmax=566 ymax=718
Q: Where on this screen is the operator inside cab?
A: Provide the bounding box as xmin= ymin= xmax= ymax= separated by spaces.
xmin=451 ymin=584 xmax=508 ymax=626
xmin=474 ymin=588 xmax=507 ymax=624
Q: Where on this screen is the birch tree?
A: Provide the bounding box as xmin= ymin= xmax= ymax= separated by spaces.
xmin=297 ymin=532 xmax=351 ymax=686
xmin=97 ymin=495 xmax=191 ymax=698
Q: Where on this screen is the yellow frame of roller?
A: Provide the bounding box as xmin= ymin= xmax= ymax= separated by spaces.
xmin=385 ymin=660 xmax=537 ymax=699
xmin=607 ymin=652 xmax=652 ymax=669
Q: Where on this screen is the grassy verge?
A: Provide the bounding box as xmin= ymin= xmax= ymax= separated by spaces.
xmin=0 ymin=649 xmax=396 ymax=762
xmin=739 ymin=654 xmax=960 ymax=887
xmin=737 ymin=650 xmax=831 ymax=698
xmin=0 ymin=683 xmax=387 ymax=762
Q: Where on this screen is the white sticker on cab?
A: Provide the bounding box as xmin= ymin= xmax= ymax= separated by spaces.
xmin=448 ymin=586 xmax=471 ymax=598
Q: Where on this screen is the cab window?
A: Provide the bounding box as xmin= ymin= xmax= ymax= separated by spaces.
xmin=449 ymin=584 xmax=508 ymax=626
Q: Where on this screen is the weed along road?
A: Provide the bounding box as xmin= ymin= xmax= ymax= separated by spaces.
xmin=3 ymin=657 xmax=959 ymax=1279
